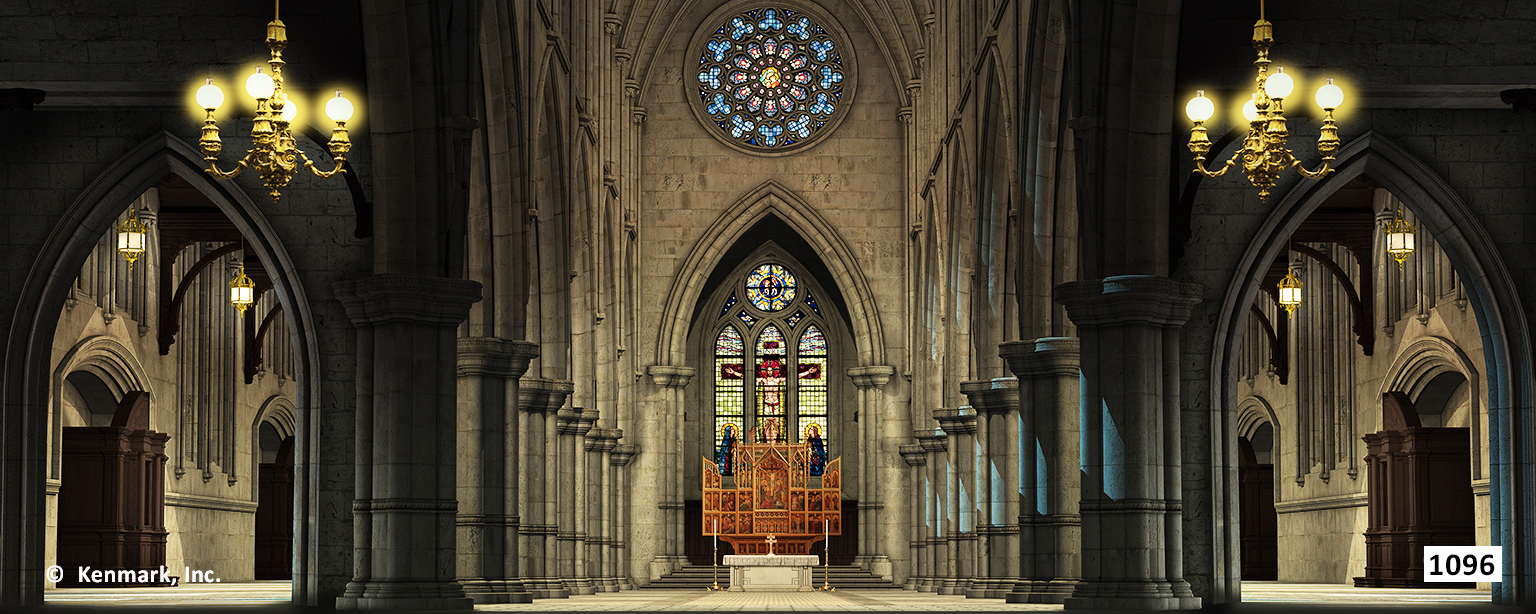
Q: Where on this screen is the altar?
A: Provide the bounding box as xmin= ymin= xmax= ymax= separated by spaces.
xmin=722 ymin=554 xmax=820 ymax=591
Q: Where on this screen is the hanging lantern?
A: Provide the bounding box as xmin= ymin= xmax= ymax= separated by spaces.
xmin=116 ymin=208 xmax=149 ymax=269
xmin=230 ymin=266 xmax=255 ymax=315
xmin=1277 ymin=269 xmax=1303 ymax=314
xmin=1385 ymin=209 xmax=1416 ymax=268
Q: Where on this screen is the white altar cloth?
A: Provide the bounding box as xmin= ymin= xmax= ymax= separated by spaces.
xmin=722 ymin=555 xmax=820 ymax=591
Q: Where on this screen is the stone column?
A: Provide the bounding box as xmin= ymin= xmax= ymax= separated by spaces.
xmin=1056 ymin=276 xmax=1201 ymax=611
xmin=898 ymin=443 xmax=927 ymax=590
xmin=915 ymin=428 xmax=948 ymax=592
xmin=555 ymin=408 xmax=598 ymax=594
xmin=935 ymin=408 xmax=977 ymax=595
xmin=848 ymin=365 xmax=895 ymax=578
xmin=962 ymin=377 xmax=1021 ymax=599
xmin=610 ymin=444 xmax=638 ymax=589
xmin=643 ymin=366 xmax=694 ymax=579
xmin=334 ymin=275 xmax=480 ymax=610
xmin=1001 ymin=337 xmax=1082 ymax=604
xmin=587 ymin=428 xmax=620 ymax=592
xmin=455 ymin=337 xmax=537 ymax=604
xmin=520 ymin=377 xmax=574 ymax=599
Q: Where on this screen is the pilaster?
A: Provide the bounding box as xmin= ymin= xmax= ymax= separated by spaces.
xmin=334 ymin=274 xmax=480 ymax=611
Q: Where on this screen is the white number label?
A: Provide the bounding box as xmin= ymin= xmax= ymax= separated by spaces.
xmin=1424 ymin=546 xmax=1502 ymax=582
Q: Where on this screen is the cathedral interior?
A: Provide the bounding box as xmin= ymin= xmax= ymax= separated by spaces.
xmin=1 ymin=0 xmax=1534 ymax=611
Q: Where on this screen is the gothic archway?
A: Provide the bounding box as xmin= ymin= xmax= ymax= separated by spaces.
xmin=1210 ymin=131 xmax=1534 ymax=605
xmin=1 ymin=132 xmax=325 ymax=606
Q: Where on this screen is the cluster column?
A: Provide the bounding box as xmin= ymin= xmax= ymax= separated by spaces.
xmin=585 ymin=427 xmax=622 ymax=592
xmin=643 ymin=366 xmax=694 ymax=579
xmin=1056 ymin=276 xmax=1201 ymax=611
xmin=1001 ymin=337 xmax=1083 ymax=604
xmin=934 ymin=408 xmax=978 ymax=595
xmin=848 ymin=366 xmax=896 ymax=579
xmin=914 ymin=428 xmax=948 ymax=591
xmin=898 ymin=442 xmax=928 ymax=590
xmin=961 ymin=377 xmax=1021 ymax=598
xmin=455 ymin=338 xmax=538 ymax=604
xmin=334 ymin=275 xmax=480 ymax=610
xmin=519 ymin=377 xmax=575 ymax=599
xmin=609 ymin=444 xmax=639 ymax=589
xmin=554 ymin=408 xmax=599 ymax=594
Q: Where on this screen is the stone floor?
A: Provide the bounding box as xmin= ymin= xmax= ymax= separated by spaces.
xmin=40 ymin=581 xmax=1497 ymax=612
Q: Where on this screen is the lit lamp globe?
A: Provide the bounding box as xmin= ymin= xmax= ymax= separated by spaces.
xmin=115 ymin=210 xmax=148 ymax=269
xmin=1316 ymin=77 xmax=1344 ymax=110
xmin=1385 ymin=211 xmax=1416 ymax=267
xmin=1185 ymin=90 xmax=1215 ymax=123
xmin=279 ymin=96 xmax=298 ymax=123
xmin=1242 ymin=95 xmax=1259 ymax=123
xmin=245 ymin=67 xmax=275 ymax=100
xmin=1277 ymin=270 xmax=1303 ymax=314
xmin=196 ymin=78 xmax=224 ymax=111
xmin=1263 ymin=66 xmax=1295 ymax=100
xmin=230 ymin=268 xmax=256 ymax=315
xmin=325 ymin=91 xmax=355 ymax=123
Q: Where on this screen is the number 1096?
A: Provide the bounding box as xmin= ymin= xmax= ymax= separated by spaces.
xmin=1424 ymin=546 xmax=1502 ymax=582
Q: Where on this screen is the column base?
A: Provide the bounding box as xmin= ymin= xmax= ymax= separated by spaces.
xmin=851 ymin=555 xmax=873 ymax=571
xmin=564 ymin=577 xmax=597 ymax=595
xmin=965 ymin=578 xmax=1000 ymax=599
xmin=870 ymin=556 xmax=893 ymax=581
xmin=649 ymin=558 xmax=671 ymax=580
xmin=1006 ymin=578 xmax=1078 ymax=603
xmin=937 ymin=577 xmax=967 ymax=595
xmin=1063 ymin=580 xmax=1199 ymax=610
xmin=460 ymin=579 xmax=534 ymax=604
xmin=597 ymin=577 xmax=620 ymax=592
xmin=336 ymin=580 xmax=475 ymax=610
xmin=916 ymin=576 xmax=937 ymax=592
xmin=527 ymin=578 xmax=570 ymax=599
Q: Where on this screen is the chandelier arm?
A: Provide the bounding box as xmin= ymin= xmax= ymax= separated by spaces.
xmin=298 ymin=150 xmax=347 ymax=178
xmin=206 ymin=153 xmax=253 ymax=179
xmin=1193 ymin=151 xmax=1240 ymax=178
xmin=1294 ymin=158 xmax=1334 ymax=179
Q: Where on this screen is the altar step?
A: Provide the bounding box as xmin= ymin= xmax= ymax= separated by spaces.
xmin=646 ymin=564 xmax=902 ymax=590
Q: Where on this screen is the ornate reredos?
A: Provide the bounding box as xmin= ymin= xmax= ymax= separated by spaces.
xmin=686 ymin=1 xmax=858 ymax=156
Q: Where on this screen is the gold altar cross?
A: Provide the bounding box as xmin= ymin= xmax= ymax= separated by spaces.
xmin=765 ymin=534 xmax=777 ymax=556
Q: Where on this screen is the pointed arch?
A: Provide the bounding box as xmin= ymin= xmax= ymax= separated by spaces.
xmin=49 ymin=335 xmax=156 ymax=479
xmin=1211 ymin=131 xmax=1533 ymax=604
xmin=2 ymin=131 xmax=324 ymax=606
xmin=653 ymin=180 xmax=886 ymax=368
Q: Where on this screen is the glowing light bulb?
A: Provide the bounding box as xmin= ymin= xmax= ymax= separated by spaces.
xmin=195 ymin=78 xmax=224 ymax=111
xmin=1186 ymin=90 xmax=1215 ymax=123
xmin=325 ymin=90 xmax=355 ymax=123
xmin=245 ymin=67 xmax=275 ymax=100
xmin=1264 ymin=67 xmax=1295 ymax=100
xmin=1242 ymin=95 xmax=1259 ymax=123
xmin=1316 ymin=77 xmax=1344 ymax=110
xmin=280 ymin=96 xmax=297 ymax=122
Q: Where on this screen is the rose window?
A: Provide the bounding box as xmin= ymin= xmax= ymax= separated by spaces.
xmin=691 ymin=6 xmax=853 ymax=154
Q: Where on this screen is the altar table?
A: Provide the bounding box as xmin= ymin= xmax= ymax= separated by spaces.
xmin=722 ymin=554 xmax=820 ymax=591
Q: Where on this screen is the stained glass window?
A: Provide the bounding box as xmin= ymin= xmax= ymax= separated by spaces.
xmin=746 ymin=264 xmax=796 ymax=311
xmin=710 ymin=260 xmax=834 ymax=474
xmin=693 ymin=6 xmax=850 ymax=153
xmin=715 ymin=326 xmax=746 ymax=468
xmin=796 ymin=324 xmax=828 ymax=472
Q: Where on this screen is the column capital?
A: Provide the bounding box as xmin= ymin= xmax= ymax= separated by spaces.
xmin=914 ymin=428 xmax=948 ymax=451
xmin=847 ymin=365 xmax=896 ymax=390
xmin=610 ymin=443 xmax=639 ymax=466
xmin=959 ymin=377 xmax=1019 ymax=414
xmin=646 ymin=364 xmax=696 ymax=389
xmin=585 ymin=427 xmax=621 ymax=452
xmin=999 ymin=337 xmax=1081 ymax=379
xmin=932 ymin=407 xmax=979 ymax=434
xmin=556 ymin=408 xmax=599 ymax=436
xmin=899 ymin=444 xmax=928 ymax=466
xmin=334 ymin=274 xmax=482 ymax=327
xmin=1054 ymin=275 xmax=1202 ymax=328
xmin=456 ymin=337 xmax=540 ymax=379
xmin=518 ymin=377 xmax=574 ymax=413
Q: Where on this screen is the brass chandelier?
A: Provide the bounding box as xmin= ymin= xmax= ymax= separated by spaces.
xmin=192 ymin=0 xmax=355 ymax=202
xmin=1184 ymin=0 xmax=1344 ymax=202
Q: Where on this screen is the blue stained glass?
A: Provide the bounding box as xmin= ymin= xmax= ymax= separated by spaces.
xmin=786 ymin=310 xmax=805 ymax=328
xmin=738 ymin=310 xmax=758 ymax=327
xmin=746 ymin=264 xmax=797 ymax=311
xmin=758 ymin=8 xmax=783 ymax=30
xmin=693 ymin=6 xmax=849 ymax=151
xmin=805 ymin=292 xmax=821 ymax=315
xmin=720 ymin=292 xmax=738 ymax=317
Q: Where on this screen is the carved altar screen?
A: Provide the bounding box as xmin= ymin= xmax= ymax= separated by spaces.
xmin=702 ymin=436 xmax=841 ymax=555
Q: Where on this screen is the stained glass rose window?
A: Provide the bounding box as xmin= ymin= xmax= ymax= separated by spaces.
xmin=690 ymin=5 xmax=854 ymax=155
